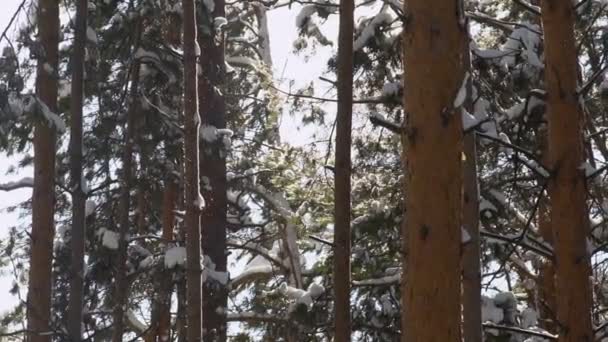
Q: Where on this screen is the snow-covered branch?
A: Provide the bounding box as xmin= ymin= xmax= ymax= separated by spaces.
xmin=0 ymin=177 xmax=33 ymax=191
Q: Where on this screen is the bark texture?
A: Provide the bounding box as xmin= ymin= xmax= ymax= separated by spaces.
xmin=67 ymin=0 xmax=88 ymax=340
xmin=183 ymin=0 xmax=203 ymax=339
xmin=401 ymin=0 xmax=466 ymax=340
xmin=334 ymin=0 xmax=354 ymax=341
xmin=147 ymin=181 xmax=178 ymax=342
xmin=541 ymin=0 xmax=594 ymax=341
xmin=111 ymin=35 xmax=141 ymax=342
xmin=462 ymin=132 xmax=482 ymax=342
xmin=198 ymin=1 xmax=228 ymax=340
xmin=27 ymin=0 xmax=59 ymax=340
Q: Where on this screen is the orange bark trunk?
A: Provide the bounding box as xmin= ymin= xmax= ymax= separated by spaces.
xmin=541 ymin=0 xmax=593 ymax=340
xmin=27 ymin=0 xmax=59 ymax=340
xmin=401 ymin=0 xmax=467 ymax=340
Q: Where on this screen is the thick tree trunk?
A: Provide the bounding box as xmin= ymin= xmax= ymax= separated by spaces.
xmin=462 ymin=133 xmax=482 ymax=342
xmin=111 ymin=38 xmax=142 ymax=342
xmin=401 ymin=0 xmax=466 ymax=340
xmin=183 ymin=0 xmax=203 ymax=339
xmin=199 ymin=1 xmax=228 ymax=340
xmin=334 ymin=0 xmax=354 ymax=341
xmin=540 ymin=1 xmax=594 ymax=341
xmin=67 ymin=0 xmax=88 ymax=340
xmin=27 ymin=0 xmax=59 ymax=340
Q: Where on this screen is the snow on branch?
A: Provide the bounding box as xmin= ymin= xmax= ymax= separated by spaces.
xmin=0 ymin=177 xmax=33 ymax=191
xmin=352 ymin=270 xmax=400 ymax=286
xmin=226 ymin=312 xmax=287 ymax=323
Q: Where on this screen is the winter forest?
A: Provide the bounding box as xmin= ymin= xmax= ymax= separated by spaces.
xmin=1 ymin=0 xmax=607 ymax=340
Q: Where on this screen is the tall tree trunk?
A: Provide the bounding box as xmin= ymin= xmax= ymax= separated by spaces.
xmin=401 ymin=0 xmax=466 ymax=340
xmin=111 ymin=36 xmax=142 ymax=342
xmin=199 ymin=1 xmax=228 ymax=340
xmin=67 ymin=0 xmax=88 ymax=340
xmin=462 ymin=132 xmax=482 ymax=342
xmin=147 ymin=180 xmax=178 ymax=342
xmin=27 ymin=0 xmax=59 ymax=340
xmin=183 ymin=0 xmax=203 ymax=339
xmin=461 ymin=27 xmax=482 ymax=341
xmin=537 ymin=125 xmax=556 ymax=333
xmin=540 ymin=1 xmax=594 ymax=341
xmin=334 ymin=0 xmax=354 ymax=341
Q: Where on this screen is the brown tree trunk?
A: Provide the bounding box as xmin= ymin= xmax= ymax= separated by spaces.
xmin=198 ymin=1 xmax=228 ymax=340
xmin=401 ymin=0 xmax=466 ymax=340
xmin=537 ymin=126 xmax=557 ymax=333
xmin=334 ymin=0 xmax=354 ymax=341
xmin=111 ymin=35 xmax=142 ymax=342
xmin=27 ymin=0 xmax=59 ymax=340
xmin=462 ymin=132 xmax=482 ymax=342
xmin=183 ymin=0 xmax=203 ymax=339
xmin=147 ymin=181 xmax=178 ymax=342
xmin=540 ymin=1 xmax=594 ymax=341
xmin=67 ymin=0 xmax=88 ymax=340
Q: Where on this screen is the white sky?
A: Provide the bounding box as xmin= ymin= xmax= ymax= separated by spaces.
xmin=0 ymin=0 xmax=340 ymax=319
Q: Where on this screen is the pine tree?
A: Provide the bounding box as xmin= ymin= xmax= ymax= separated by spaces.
xmin=199 ymin=1 xmax=229 ymax=339
xmin=183 ymin=0 xmax=203 ymax=339
xmin=67 ymin=0 xmax=88 ymax=340
xmin=334 ymin=0 xmax=354 ymax=340
xmin=541 ymin=0 xmax=594 ymax=340
xmin=402 ymin=0 xmax=467 ymax=340
xmin=27 ymin=0 xmax=59 ymax=340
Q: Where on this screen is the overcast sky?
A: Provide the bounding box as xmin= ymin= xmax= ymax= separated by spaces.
xmin=0 ymin=0 xmax=340 ymax=318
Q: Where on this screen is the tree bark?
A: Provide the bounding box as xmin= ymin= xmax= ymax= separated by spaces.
xmin=198 ymin=1 xmax=228 ymax=340
xmin=462 ymin=132 xmax=482 ymax=342
xmin=183 ymin=0 xmax=203 ymax=339
xmin=67 ymin=0 xmax=88 ymax=340
xmin=147 ymin=180 xmax=178 ymax=342
xmin=540 ymin=0 xmax=594 ymax=341
xmin=111 ymin=33 xmax=142 ymax=342
xmin=537 ymin=125 xmax=557 ymax=333
xmin=27 ymin=0 xmax=59 ymax=340
xmin=334 ymin=0 xmax=354 ymax=341
xmin=401 ymin=0 xmax=466 ymax=340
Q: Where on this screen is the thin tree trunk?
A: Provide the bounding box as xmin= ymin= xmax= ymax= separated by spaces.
xmin=67 ymin=0 xmax=88 ymax=340
xmin=27 ymin=0 xmax=59 ymax=340
xmin=147 ymin=180 xmax=178 ymax=342
xmin=462 ymin=133 xmax=482 ymax=342
xmin=199 ymin=1 xmax=228 ymax=340
xmin=183 ymin=0 xmax=202 ymax=339
xmin=111 ymin=37 xmax=142 ymax=342
xmin=334 ymin=0 xmax=354 ymax=341
xmin=540 ymin=1 xmax=594 ymax=340
xmin=401 ymin=0 xmax=466 ymax=340
xmin=537 ymin=125 xmax=556 ymax=333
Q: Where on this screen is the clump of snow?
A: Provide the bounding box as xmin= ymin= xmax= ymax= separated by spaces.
xmin=521 ymin=307 xmax=538 ymax=328
xmin=381 ymin=82 xmax=401 ymax=97
xmin=164 ymin=246 xmax=186 ymax=269
xmin=295 ymin=5 xmax=317 ymax=28
xmin=214 ymin=17 xmax=227 ymax=31
xmin=202 ymin=255 xmax=229 ymax=285
xmin=354 ymin=6 xmax=394 ymax=51
xmin=453 ymin=72 xmax=470 ymax=108
xmin=85 ymin=200 xmax=96 ymax=217
xmin=86 ymin=26 xmax=98 ymax=43
xmin=481 ymin=296 xmax=504 ymax=323
xmin=462 ymin=108 xmax=480 ymax=131
xmin=279 ymin=282 xmax=325 ymax=309
xmin=203 ymin=0 xmax=215 ymax=12
xmin=101 ymin=229 xmax=119 ymax=250
xmin=461 ymin=226 xmax=472 ymax=244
